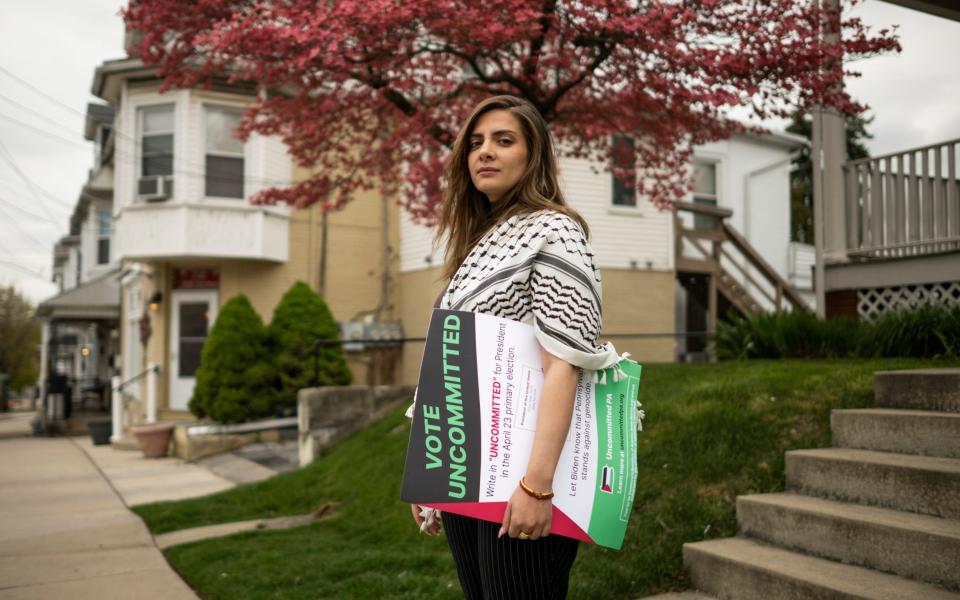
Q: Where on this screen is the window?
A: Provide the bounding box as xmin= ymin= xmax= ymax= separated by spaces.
xmin=75 ymin=251 xmax=82 ymax=285
xmin=139 ymin=105 xmax=174 ymax=178
xmin=692 ymin=161 xmax=718 ymax=230
xmin=97 ymin=208 xmax=111 ymax=265
xmin=204 ymin=106 xmax=244 ymax=198
xmin=611 ymin=134 xmax=637 ymax=206
xmin=178 ymin=302 xmax=210 ymax=377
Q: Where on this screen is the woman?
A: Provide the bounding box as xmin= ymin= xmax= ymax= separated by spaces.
xmin=409 ymin=95 xmax=623 ymax=599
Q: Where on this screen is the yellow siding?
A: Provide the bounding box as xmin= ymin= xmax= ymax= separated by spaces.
xmin=600 ymin=269 xmax=676 ymax=363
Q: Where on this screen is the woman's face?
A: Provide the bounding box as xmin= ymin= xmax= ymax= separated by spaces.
xmin=468 ymin=109 xmax=528 ymax=204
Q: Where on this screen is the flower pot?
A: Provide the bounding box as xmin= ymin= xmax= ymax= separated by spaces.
xmin=88 ymin=418 xmax=112 ymax=445
xmin=132 ymin=422 xmax=175 ymax=458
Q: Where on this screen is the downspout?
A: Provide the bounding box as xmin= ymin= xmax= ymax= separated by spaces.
xmin=319 ymin=210 xmax=328 ymax=298
xmin=380 ymin=192 xmax=389 ymax=321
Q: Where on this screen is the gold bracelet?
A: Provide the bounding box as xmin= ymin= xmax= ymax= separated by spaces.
xmin=519 ymin=477 xmax=554 ymax=500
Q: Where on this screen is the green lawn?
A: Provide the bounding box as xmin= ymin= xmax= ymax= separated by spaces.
xmin=134 ymin=358 xmax=958 ymax=599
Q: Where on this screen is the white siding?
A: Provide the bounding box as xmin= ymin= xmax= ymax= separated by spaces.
xmin=79 ymin=200 xmax=114 ymax=283
xmin=396 ymin=134 xmax=801 ymax=290
xmin=399 ymin=209 xmax=444 ymax=273
xmin=558 ymin=154 xmax=673 ymax=271
xmin=249 ymin=133 xmax=294 ymax=197
xmin=789 ymin=241 xmax=816 ymax=309
xmin=63 ymin=247 xmax=79 ymax=290
xmin=693 ymin=136 xmax=796 ymax=280
xmin=397 ymin=153 xmax=676 ymax=274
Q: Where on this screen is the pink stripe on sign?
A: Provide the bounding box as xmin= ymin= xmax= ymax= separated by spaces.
xmin=424 ymin=501 xmax=594 ymax=544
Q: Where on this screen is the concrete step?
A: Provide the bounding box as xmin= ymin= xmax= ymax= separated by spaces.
xmin=785 ymin=448 xmax=960 ymax=518
xmin=684 ymin=537 xmax=960 ymax=600
xmin=737 ymin=492 xmax=960 ymax=590
xmin=636 ymin=592 xmax=715 ymax=600
xmin=832 ymin=408 xmax=960 ymax=458
xmin=874 ymin=369 xmax=960 ymax=413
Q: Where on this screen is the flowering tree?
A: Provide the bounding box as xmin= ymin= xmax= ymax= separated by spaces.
xmin=123 ymin=0 xmax=898 ymax=222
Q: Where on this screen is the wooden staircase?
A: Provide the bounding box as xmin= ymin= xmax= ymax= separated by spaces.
xmin=674 ymin=201 xmax=809 ymax=334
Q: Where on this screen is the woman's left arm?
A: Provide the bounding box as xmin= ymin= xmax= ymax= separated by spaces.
xmin=499 ymin=343 xmax=578 ymax=540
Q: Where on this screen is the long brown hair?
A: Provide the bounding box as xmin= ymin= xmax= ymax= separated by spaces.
xmin=436 ymin=95 xmax=590 ymax=285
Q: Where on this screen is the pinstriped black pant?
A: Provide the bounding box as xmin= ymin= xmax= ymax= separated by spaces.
xmin=443 ymin=512 xmax=580 ymax=599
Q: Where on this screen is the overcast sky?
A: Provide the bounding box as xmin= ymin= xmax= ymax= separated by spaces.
xmin=1 ymin=1 xmax=958 ymax=304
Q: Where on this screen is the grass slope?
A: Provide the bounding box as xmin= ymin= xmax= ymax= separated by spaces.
xmin=134 ymin=358 xmax=957 ymax=599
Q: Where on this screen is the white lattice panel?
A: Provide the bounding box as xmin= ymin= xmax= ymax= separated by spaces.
xmin=858 ymin=281 xmax=960 ymax=322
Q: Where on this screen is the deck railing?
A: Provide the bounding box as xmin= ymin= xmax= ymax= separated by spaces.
xmin=844 ymin=138 xmax=960 ymax=259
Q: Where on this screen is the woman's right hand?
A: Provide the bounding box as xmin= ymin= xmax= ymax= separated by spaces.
xmin=411 ymin=504 xmax=441 ymax=535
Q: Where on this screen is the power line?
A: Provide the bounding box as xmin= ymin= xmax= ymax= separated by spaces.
xmin=0 ymin=112 xmax=91 ymax=151
xmin=0 ymin=225 xmax=46 ymax=279
xmin=0 ymin=202 xmax=56 ymax=250
xmin=0 ymin=91 xmax=84 ymax=136
xmin=0 ymin=139 xmax=64 ymax=220
xmin=0 ymin=67 xmax=294 ymax=187
xmin=0 ymin=108 xmax=294 ymax=188
xmin=0 ymin=65 xmax=86 ymax=120
xmin=0 ymin=179 xmax=72 ymax=215
xmin=0 ymin=195 xmax=60 ymax=225
xmin=0 ymin=260 xmax=47 ymax=280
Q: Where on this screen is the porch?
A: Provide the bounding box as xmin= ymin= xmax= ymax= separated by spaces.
xmin=36 ymin=270 xmax=121 ymax=435
xmin=813 ymin=1 xmax=960 ymax=321
xmin=822 ymin=137 xmax=960 ymax=321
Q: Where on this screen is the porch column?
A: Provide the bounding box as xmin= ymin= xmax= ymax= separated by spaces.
xmin=146 ymin=362 xmax=158 ymax=423
xmin=812 ymin=0 xmax=849 ymax=318
xmin=38 ymin=320 xmax=50 ymax=415
xmin=111 ymin=375 xmax=123 ymax=443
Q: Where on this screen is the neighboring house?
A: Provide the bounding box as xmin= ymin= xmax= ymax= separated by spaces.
xmin=36 ymin=103 xmax=120 ymax=430
xmin=398 ymin=131 xmax=811 ymax=381
xmin=38 ymin=52 xmax=402 ymax=438
xmin=89 ymin=56 xmax=402 ymax=434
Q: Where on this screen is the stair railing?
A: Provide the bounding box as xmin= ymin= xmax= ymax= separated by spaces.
xmin=674 ymin=201 xmax=809 ymax=314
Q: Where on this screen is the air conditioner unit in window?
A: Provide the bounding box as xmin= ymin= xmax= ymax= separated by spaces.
xmin=137 ymin=175 xmax=174 ymax=202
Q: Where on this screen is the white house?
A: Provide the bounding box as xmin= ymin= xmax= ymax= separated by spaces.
xmin=398 ymin=130 xmax=811 ymax=374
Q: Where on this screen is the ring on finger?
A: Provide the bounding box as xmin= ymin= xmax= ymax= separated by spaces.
xmin=518 ymin=530 xmax=532 ymax=540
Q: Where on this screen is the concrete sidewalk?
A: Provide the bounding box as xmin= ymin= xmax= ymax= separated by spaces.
xmin=0 ymin=438 xmax=197 ymax=600
xmin=74 ymin=437 xmax=235 ymax=507
xmin=0 ymin=434 xmax=209 ymax=599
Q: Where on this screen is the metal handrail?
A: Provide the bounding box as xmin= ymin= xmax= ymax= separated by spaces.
xmin=113 ymin=364 xmax=160 ymax=393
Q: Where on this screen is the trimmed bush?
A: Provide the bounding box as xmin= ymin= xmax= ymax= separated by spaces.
xmin=189 ymin=294 xmax=277 ymax=423
xmin=268 ymin=281 xmax=351 ymax=413
xmin=715 ymin=303 xmax=960 ymax=360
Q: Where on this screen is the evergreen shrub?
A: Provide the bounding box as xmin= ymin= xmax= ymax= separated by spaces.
xmin=268 ymin=281 xmax=351 ymax=413
xmin=188 ymin=294 xmax=277 ymax=423
xmin=715 ymin=303 xmax=960 ymax=360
